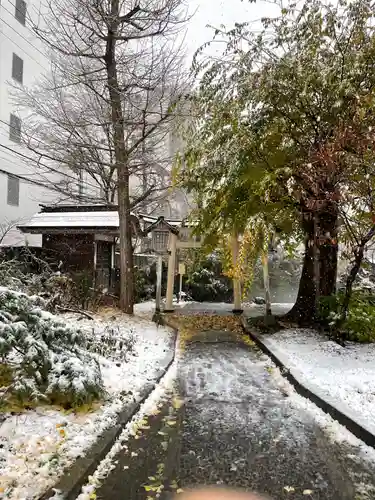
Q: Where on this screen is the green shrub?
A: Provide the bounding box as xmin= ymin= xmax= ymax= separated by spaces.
xmin=342 ymin=292 xmax=375 ymax=342
xmin=318 ymin=295 xmax=341 ymax=323
xmin=185 ymin=254 xmax=233 ymax=303
xmin=319 ymin=291 xmax=375 ymax=342
xmin=0 ymin=287 xmax=104 ymax=409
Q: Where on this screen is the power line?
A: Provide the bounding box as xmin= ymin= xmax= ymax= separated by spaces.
xmin=0 ymin=141 xmax=102 ymax=194
xmin=0 ymin=2 xmax=49 ymax=63
xmin=0 ymin=157 xmax=67 ymax=192
xmin=0 ymin=19 xmax=48 ymax=73
xmin=0 ymin=151 xmax=60 ymax=178
xmin=0 ymin=122 xmax=113 ymax=194
xmin=0 ymin=157 xmax=103 ymax=203
xmin=1 ymin=2 xmax=196 ymax=120
xmin=0 ymin=154 xmax=99 ymax=203
xmin=2 ymin=0 xmax=42 ymax=32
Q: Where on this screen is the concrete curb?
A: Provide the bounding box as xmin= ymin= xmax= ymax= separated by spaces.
xmin=240 ymin=316 xmax=375 ymax=450
xmin=40 ymin=331 xmax=178 ymax=500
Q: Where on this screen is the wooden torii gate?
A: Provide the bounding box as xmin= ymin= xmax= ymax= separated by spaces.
xmin=163 ymin=225 xmax=243 ymax=314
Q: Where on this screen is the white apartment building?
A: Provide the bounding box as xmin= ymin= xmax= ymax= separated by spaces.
xmin=0 ymin=0 xmax=85 ymax=246
xmin=0 ymin=0 xmax=189 ymax=247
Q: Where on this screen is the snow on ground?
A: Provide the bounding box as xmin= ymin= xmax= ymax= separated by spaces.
xmin=0 ymin=311 xmax=174 ymax=500
xmin=134 ymin=299 xmax=190 ymax=319
xmin=75 ymin=357 xmax=178 ymax=500
xmin=270 ymin=362 xmax=375 ymax=492
xmin=267 ymin=329 xmax=375 ymax=434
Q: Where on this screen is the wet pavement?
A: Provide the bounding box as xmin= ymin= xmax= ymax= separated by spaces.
xmin=90 ymin=304 xmax=375 ymax=500
xmin=94 ymin=393 xmax=183 ymax=500
xmin=177 ymin=341 xmax=375 ymax=499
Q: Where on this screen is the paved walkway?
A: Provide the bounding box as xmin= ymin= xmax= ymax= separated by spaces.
xmin=92 ymin=304 xmax=375 ymax=500
xmin=176 ymin=340 xmax=375 ymax=499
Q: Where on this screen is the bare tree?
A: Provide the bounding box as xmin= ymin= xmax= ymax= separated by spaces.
xmin=13 ymin=0 xmax=190 ymax=313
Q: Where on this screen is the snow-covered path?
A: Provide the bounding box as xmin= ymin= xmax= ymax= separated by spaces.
xmin=177 ymin=339 xmax=375 ymax=499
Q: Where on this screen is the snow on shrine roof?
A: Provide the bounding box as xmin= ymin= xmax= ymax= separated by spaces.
xmin=17 ymin=210 xmax=187 ymax=234
xmin=138 ymin=213 xmax=182 ymax=226
xmin=19 ymin=211 xmax=120 ymax=230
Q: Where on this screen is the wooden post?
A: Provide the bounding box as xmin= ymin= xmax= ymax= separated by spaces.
xmin=165 ymin=232 xmax=178 ymax=312
xmin=231 ymin=233 xmax=243 ymax=314
xmin=178 ymin=262 xmax=185 ymax=304
xmin=111 ymin=238 xmax=115 ymax=269
xmin=179 ymin=273 xmax=183 ymax=303
xmin=93 ymin=240 xmax=97 ymax=287
xmin=155 ymin=254 xmax=163 ymax=313
xmin=261 ymin=248 xmax=272 ymax=317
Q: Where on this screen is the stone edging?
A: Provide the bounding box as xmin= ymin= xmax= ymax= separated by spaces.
xmin=240 ymin=317 xmax=375 ymax=450
xmin=40 ymin=330 xmax=178 ymax=500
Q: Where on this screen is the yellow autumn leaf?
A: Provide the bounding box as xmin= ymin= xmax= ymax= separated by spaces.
xmin=303 ymin=490 xmax=313 ymax=495
xmin=172 ymin=396 xmax=183 ymax=409
xmin=284 ymin=486 xmax=295 ymax=493
xmin=177 ymin=488 xmax=184 ymax=494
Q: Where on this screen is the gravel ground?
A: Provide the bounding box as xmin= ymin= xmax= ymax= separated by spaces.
xmin=177 ymin=340 xmax=375 ymax=500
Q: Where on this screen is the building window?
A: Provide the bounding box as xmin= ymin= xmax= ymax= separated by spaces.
xmin=15 ymin=0 xmax=26 ymax=25
xmin=12 ymin=53 xmax=24 ymax=84
xmin=7 ymin=175 xmax=20 ymax=206
xmin=9 ymin=114 xmax=21 ymax=143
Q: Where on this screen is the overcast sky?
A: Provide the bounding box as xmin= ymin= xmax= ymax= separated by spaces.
xmin=184 ymin=0 xmax=279 ymax=63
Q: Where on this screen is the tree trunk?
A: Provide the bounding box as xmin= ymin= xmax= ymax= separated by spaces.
xmin=118 ymin=168 xmax=134 ymax=313
xmin=340 ymin=224 xmax=375 ymax=322
xmin=105 ymin=0 xmax=134 ymax=314
xmin=319 ymin=206 xmax=339 ymax=298
xmin=287 ymin=203 xmax=338 ymax=325
xmin=287 ymin=224 xmax=316 ymax=324
xmin=340 ymin=247 xmax=364 ymax=322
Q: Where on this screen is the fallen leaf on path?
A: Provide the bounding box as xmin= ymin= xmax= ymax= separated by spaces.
xmin=284 ymin=486 xmax=295 ymax=493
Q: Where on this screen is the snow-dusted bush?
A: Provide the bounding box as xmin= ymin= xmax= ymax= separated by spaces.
xmin=0 ymin=287 xmax=104 ymax=408
xmin=320 ymin=291 xmax=375 ymax=342
xmin=186 ymin=255 xmax=233 ymax=302
xmin=85 ymin=324 xmax=137 ymax=362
